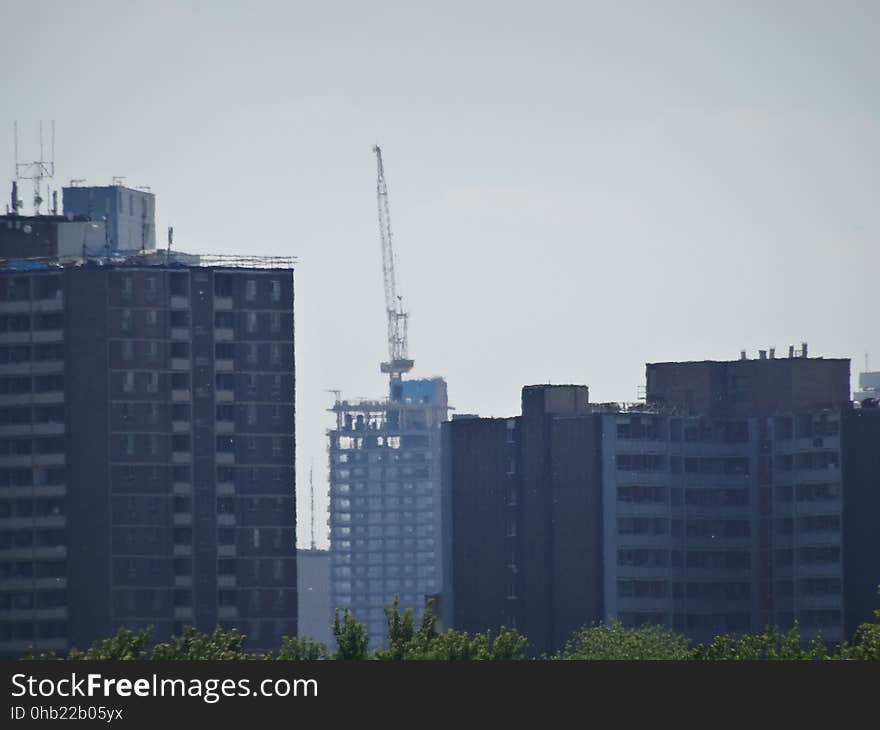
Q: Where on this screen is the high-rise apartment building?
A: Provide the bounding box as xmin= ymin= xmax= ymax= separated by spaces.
xmin=442 ymin=352 xmax=879 ymax=654
xmin=0 ymin=205 xmax=297 ymax=657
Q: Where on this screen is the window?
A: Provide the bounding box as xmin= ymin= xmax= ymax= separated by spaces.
xmin=214 ymin=275 xmax=233 ymax=298
xmin=216 ymin=404 xmax=234 ymax=422
xmin=147 ymin=403 xmax=160 ymax=425
xmin=270 ymin=312 xmax=281 ymax=333
xmin=170 ymin=273 xmax=188 ymax=296
xmin=146 ymin=372 xmax=159 ymax=393
xmin=270 ymin=279 xmax=281 ymax=302
xmin=170 ymin=310 xmax=189 ymax=327
xmin=246 ymin=312 xmax=258 ymax=333
xmin=121 ymin=276 xmax=133 ymax=301
xmin=171 ymin=373 xmax=189 ymax=390
xmin=122 ymin=372 xmax=135 ymax=393
xmin=216 ymin=373 xmax=234 ymax=391
xmin=215 ymin=343 xmax=233 ymax=360
xmin=124 ymin=434 xmax=136 ymax=456
xmin=146 ymin=310 xmax=158 ymax=328
xmin=171 ymin=342 xmax=189 ymax=358
xmin=245 ymin=279 xmax=257 ymax=301
xmin=121 ymin=340 xmax=134 ymax=360
xmin=246 ymin=405 xmax=257 ymax=426
xmin=270 ymin=343 xmax=281 ymax=366
xmin=214 ymin=312 xmax=233 ymax=329
xmin=245 ymin=344 xmax=257 ymax=365
xmin=147 ymin=341 xmax=159 ymax=361
xmin=120 ymin=309 xmax=132 ymax=332
xmin=172 ymin=434 xmax=190 ymax=453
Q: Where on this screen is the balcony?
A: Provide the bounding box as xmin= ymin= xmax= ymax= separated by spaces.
xmin=171 ymin=451 xmax=191 ymax=464
xmin=33 ymin=453 xmax=65 ymax=467
xmin=0 ymin=514 xmax=65 ymax=530
xmin=170 ymin=327 xmax=190 ymax=341
xmin=174 ymin=607 xmax=194 ymax=620
xmin=32 ymin=330 xmax=62 ymax=343
xmin=171 ymin=358 xmax=191 ymax=371
xmin=218 ymin=575 xmax=236 ymax=588
xmin=170 ymin=295 xmax=189 ymax=309
xmin=171 ymin=389 xmax=190 ymax=402
xmin=172 ymin=481 xmax=192 ymax=495
xmin=174 ymin=575 xmax=192 ymax=587
xmin=215 ymin=390 xmax=233 ymax=403
xmin=215 ymin=420 xmax=233 ymax=434
xmin=214 ymin=297 xmax=233 ymax=311
xmin=216 ymin=452 xmax=235 ymax=465
xmin=217 ymin=544 xmax=236 ymax=557
xmin=33 ymin=294 xmax=64 ymax=312
xmin=215 ymin=359 xmax=233 ymax=372
xmin=173 ymin=513 xmax=192 ymax=526
xmin=173 ymin=544 xmax=192 ymax=556
xmin=214 ymin=328 xmax=233 ymax=342
xmin=216 ymin=481 xmax=234 ymax=496
xmin=32 ymin=391 xmax=64 ymax=405
xmin=217 ymin=513 xmax=236 ymax=527
xmin=172 ymin=420 xmax=190 ymax=433
xmin=217 ymin=606 xmax=238 ymax=619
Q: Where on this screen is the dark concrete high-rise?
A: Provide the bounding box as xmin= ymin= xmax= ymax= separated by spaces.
xmin=443 ymin=353 xmax=880 ymax=653
xmin=0 ymin=229 xmax=297 ymax=657
xmin=441 ymin=385 xmax=604 ymax=656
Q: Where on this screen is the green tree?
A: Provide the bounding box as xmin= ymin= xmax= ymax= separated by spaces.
xmin=151 ymin=626 xmax=258 ymax=660
xmin=558 ymin=621 xmax=695 ymax=660
xmin=374 ymin=595 xmax=415 ymax=660
xmin=277 ymin=636 xmax=328 ymax=660
xmin=695 ymin=623 xmax=829 ymax=661
xmin=332 ymin=609 xmax=370 ymax=660
xmin=65 ymin=626 xmax=153 ymax=660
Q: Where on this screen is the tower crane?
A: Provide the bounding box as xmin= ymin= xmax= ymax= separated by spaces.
xmin=373 ymin=145 xmax=414 ymax=386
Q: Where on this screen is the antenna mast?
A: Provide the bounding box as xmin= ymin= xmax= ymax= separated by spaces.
xmin=373 ymin=145 xmax=414 ymax=385
xmin=14 ymin=120 xmax=55 ymax=215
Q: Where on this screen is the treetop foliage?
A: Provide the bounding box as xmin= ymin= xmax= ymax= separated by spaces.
xmin=22 ymin=588 xmax=880 ymax=661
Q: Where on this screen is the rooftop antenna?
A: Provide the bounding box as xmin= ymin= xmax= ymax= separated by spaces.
xmin=111 ymin=176 xmax=126 ymax=187
xmin=14 ymin=120 xmax=55 ymax=215
xmin=69 ymin=178 xmax=85 ymax=187
xmin=309 ymin=460 xmax=316 ymax=550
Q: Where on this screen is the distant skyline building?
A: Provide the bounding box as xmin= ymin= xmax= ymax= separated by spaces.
xmin=442 ymin=350 xmax=880 ymax=654
xmin=297 ymin=548 xmax=330 ymax=646
xmin=854 ymin=370 xmax=880 ymax=402
xmin=0 ymin=194 xmax=297 ymax=658
xmin=328 ymin=378 xmax=448 ymax=648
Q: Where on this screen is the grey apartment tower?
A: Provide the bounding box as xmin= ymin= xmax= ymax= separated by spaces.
xmin=443 ymin=352 xmax=880 ymax=654
xmin=0 ymin=201 xmax=297 ymax=657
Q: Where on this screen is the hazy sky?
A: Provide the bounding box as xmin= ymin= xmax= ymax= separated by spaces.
xmin=3 ymin=1 xmax=878 ymax=548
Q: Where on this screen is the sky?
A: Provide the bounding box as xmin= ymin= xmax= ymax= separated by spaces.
xmin=2 ymin=0 xmax=878 ymax=549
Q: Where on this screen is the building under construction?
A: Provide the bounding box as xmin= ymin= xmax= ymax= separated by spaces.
xmin=327 ymin=147 xmax=449 ymax=646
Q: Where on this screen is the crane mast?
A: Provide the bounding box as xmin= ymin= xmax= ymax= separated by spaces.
xmin=373 ymin=145 xmax=414 ymax=384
